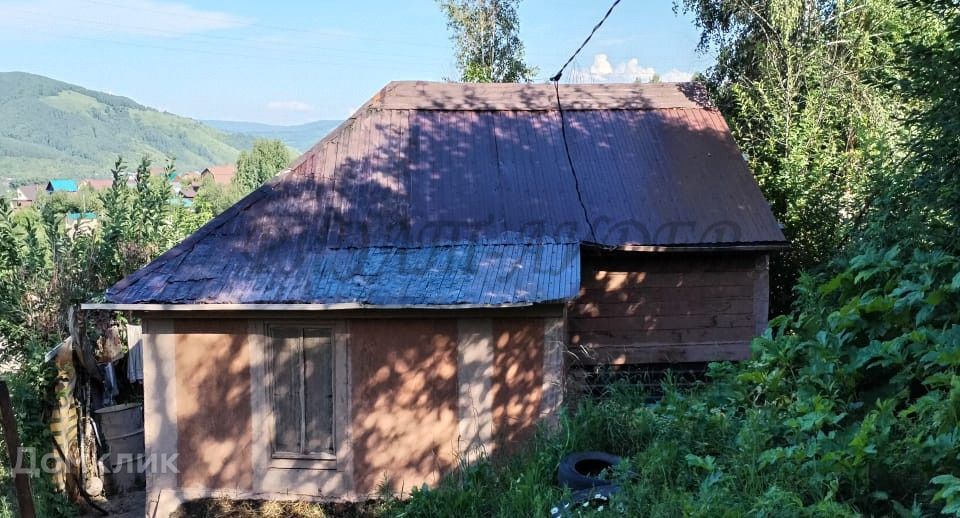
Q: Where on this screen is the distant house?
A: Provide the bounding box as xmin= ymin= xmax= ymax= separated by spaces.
xmin=63 ymin=212 xmax=97 ymax=237
xmin=200 ymin=164 xmax=236 ymax=186
xmin=85 ymin=82 xmax=787 ymax=512
xmin=46 ymin=179 xmax=78 ymax=193
xmin=12 ymin=184 xmax=41 ymax=208
xmin=80 ymin=179 xmax=114 ymax=191
xmin=178 ymin=185 xmax=197 ymax=200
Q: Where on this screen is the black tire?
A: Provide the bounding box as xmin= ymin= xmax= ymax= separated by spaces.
xmin=549 ymin=484 xmax=621 ymax=517
xmin=556 ymin=451 xmax=622 ymax=490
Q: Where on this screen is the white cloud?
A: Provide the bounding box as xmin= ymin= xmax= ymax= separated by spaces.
xmin=589 ymin=53 xmax=614 ymax=76
xmin=266 ymin=100 xmax=315 ymax=112
xmin=0 ymin=0 xmax=251 ymax=39
xmin=572 ymin=53 xmax=694 ymax=84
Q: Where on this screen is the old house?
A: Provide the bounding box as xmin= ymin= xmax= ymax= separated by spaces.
xmin=80 ymin=179 xmax=115 ymax=191
xmin=12 ymin=183 xmax=41 ymax=208
xmin=199 ymin=164 xmax=237 ymax=186
xmin=83 ymin=82 xmax=786 ymax=513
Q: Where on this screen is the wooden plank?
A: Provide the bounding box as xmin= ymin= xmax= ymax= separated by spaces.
xmin=570 ymin=298 xmax=753 ymax=318
xmin=0 ymin=380 xmax=36 ymax=518
xmin=571 ymin=341 xmax=751 ymax=365
xmin=753 ymin=255 xmax=770 ymax=335
xmin=580 ymin=271 xmax=753 ymax=290
xmin=302 ymin=328 xmax=334 ymax=455
xmin=270 ymin=327 xmax=303 ymax=455
xmin=577 ymin=285 xmax=754 ymax=303
xmin=571 ymin=327 xmax=756 ymax=345
xmin=568 ymin=314 xmax=754 ymax=333
xmin=581 ymin=253 xmax=759 ymax=274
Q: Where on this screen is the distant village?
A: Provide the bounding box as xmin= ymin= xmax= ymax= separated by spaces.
xmin=8 ymin=163 xmax=237 ymax=229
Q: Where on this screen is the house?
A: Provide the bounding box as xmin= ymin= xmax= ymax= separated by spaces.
xmin=12 ymin=184 xmax=41 ymax=208
xmin=83 ymin=82 xmax=786 ymax=513
xmin=46 ymin=179 xmax=78 ymax=193
xmin=80 ymin=179 xmax=115 ymax=191
xmin=199 ymin=164 xmax=236 ymax=186
xmin=64 ymin=212 xmax=97 ymax=237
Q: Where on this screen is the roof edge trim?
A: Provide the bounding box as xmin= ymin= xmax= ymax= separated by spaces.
xmin=81 ymin=302 xmax=564 ymax=311
xmin=583 ymin=242 xmax=790 ymax=253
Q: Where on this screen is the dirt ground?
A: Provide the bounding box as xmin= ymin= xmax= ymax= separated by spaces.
xmin=80 ymin=489 xmax=145 ymax=518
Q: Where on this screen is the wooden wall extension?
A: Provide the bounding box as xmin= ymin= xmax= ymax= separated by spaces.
xmin=141 ymin=313 xmax=564 ymax=516
xmin=569 ymin=252 xmax=769 ymax=365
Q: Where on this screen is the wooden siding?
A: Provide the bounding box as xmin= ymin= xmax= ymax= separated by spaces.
xmin=350 ymin=320 xmax=460 ymax=494
xmin=143 ymin=312 xmax=561 ymax=506
xmin=570 ymin=253 xmax=767 ymax=365
xmin=491 ymin=319 xmax=544 ymax=451
xmin=174 ymin=319 xmax=253 ymax=489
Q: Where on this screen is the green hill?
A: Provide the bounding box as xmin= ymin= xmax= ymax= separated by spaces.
xmin=0 ymin=71 xmax=254 ymax=183
xmin=203 ymin=119 xmax=341 ymax=153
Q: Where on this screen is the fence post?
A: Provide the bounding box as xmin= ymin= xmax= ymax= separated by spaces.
xmin=0 ymin=379 xmax=37 ymax=518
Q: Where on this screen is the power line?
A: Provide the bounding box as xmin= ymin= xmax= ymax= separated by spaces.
xmin=547 ymin=0 xmax=625 ymax=243
xmin=548 ymin=0 xmax=622 ymax=82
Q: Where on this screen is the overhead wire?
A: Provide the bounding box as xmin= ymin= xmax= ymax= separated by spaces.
xmin=547 ymin=0 xmax=623 ymax=243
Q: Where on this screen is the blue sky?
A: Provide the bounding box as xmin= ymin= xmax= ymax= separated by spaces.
xmin=0 ymin=0 xmax=713 ymax=125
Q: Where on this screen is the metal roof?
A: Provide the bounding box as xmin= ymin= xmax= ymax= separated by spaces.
xmin=105 ymin=81 xmax=785 ymax=306
xmin=108 ymin=242 xmax=578 ymax=305
xmin=47 ymin=179 xmax=78 ymax=192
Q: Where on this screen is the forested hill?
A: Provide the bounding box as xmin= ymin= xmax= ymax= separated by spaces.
xmin=0 ymin=71 xmax=254 ymax=182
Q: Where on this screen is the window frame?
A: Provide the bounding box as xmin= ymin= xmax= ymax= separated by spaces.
xmin=256 ymin=320 xmax=349 ymax=472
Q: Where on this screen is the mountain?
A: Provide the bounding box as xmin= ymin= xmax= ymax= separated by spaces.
xmin=203 ymin=119 xmax=341 ymax=153
xmin=0 ymin=71 xmax=254 ymax=183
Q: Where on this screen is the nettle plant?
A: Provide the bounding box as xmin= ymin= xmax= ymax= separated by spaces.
xmin=734 ymin=246 xmax=960 ymax=514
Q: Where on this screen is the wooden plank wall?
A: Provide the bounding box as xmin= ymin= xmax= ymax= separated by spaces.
xmin=569 ymin=252 xmax=767 ymax=365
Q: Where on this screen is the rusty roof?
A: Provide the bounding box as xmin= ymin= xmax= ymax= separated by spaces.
xmin=201 ymin=164 xmax=237 ymax=185
xmin=107 ymin=242 xmax=578 ymax=305
xmin=106 ymin=81 xmax=784 ymax=306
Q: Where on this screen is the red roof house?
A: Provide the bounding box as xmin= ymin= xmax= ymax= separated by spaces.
xmin=200 ymin=164 xmax=237 ymax=186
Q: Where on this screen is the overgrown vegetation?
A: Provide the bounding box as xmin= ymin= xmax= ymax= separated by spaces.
xmin=0 ymin=155 xmax=203 ymax=515
xmin=0 ymin=138 xmax=286 ymax=514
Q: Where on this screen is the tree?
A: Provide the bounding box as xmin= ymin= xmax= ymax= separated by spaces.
xmin=677 ymin=0 xmax=906 ymax=314
xmin=233 ymin=139 xmax=292 ymax=194
xmin=868 ymin=0 xmax=960 ymax=251
xmin=438 ymin=0 xmax=537 ymax=82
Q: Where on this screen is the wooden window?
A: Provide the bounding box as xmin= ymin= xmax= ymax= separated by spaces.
xmin=267 ymin=325 xmax=335 ymax=460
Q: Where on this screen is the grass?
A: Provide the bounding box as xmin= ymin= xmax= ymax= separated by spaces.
xmin=172 ymin=498 xmax=386 ymax=518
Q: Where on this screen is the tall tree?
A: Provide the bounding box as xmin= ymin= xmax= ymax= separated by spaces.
xmin=871 ymin=0 xmax=960 ymax=250
xmin=234 ymin=139 xmax=292 ymax=195
xmin=677 ymin=0 xmax=905 ymax=313
xmin=438 ymin=0 xmax=537 ymax=82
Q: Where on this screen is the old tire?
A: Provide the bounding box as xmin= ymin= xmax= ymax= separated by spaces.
xmin=556 ymin=451 xmax=622 ymax=490
xmin=550 ymin=484 xmax=621 ymax=517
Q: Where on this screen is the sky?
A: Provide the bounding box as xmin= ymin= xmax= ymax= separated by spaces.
xmin=0 ymin=0 xmax=714 ymax=125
